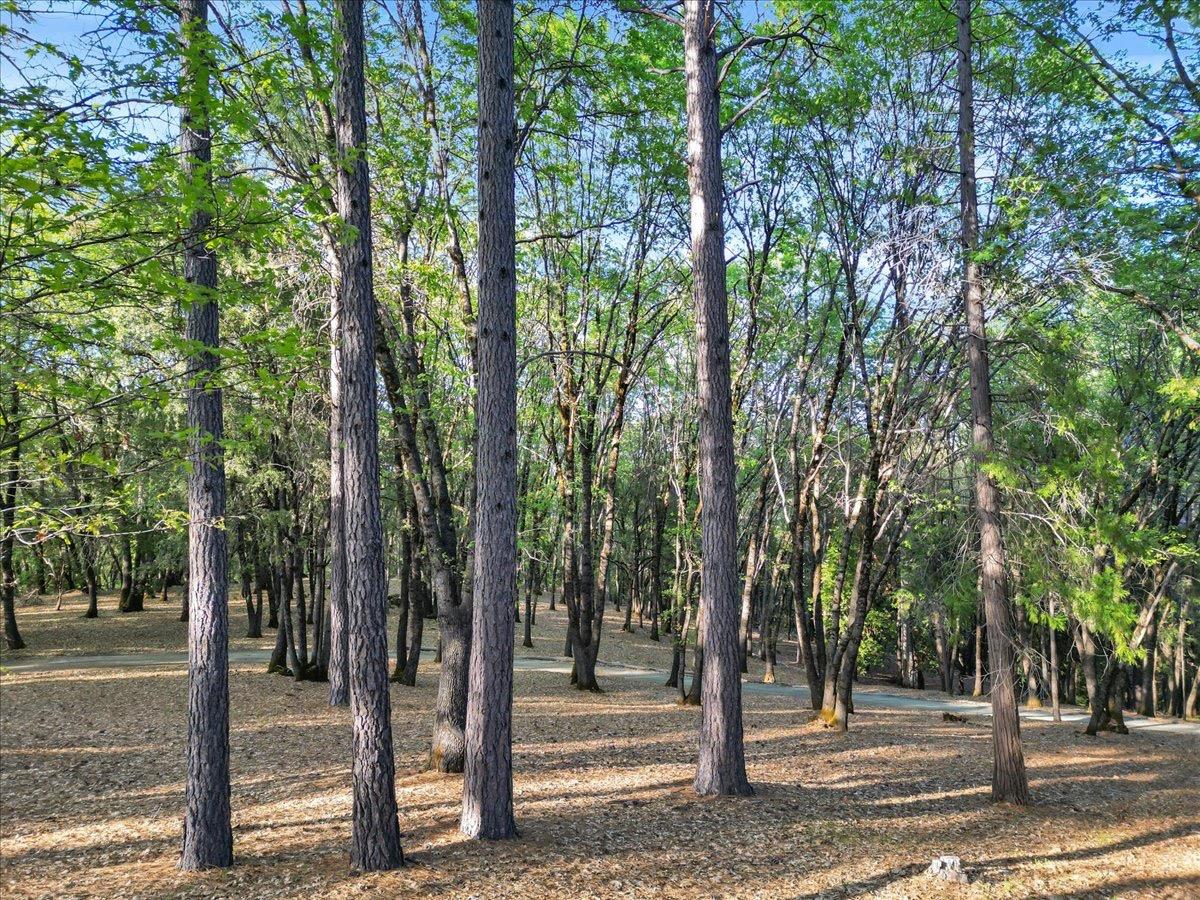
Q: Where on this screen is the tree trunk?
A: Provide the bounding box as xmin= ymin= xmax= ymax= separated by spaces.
xmin=401 ymin=566 xmax=425 ymax=687
xmin=1075 ymin=620 xmax=1099 ymax=709
xmin=391 ymin=523 xmax=411 ymax=683
xmin=1048 ymin=598 xmax=1061 ymax=722
xmin=1171 ymin=600 xmax=1189 ymax=717
xmin=1138 ymin=609 xmax=1159 ymax=717
xmin=684 ymin=0 xmax=751 ymax=798
xmin=430 ymin=602 xmax=470 ymax=772
xmin=82 ymin=541 xmax=99 ymax=620
xmin=333 ymin=0 xmax=403 ymax=870
xmin=739 ymin=479 xmax=768 ymax=673
xmin=1185 ymin=661 xmax=1199 ymax=719
xmin=957 ymin=0 xmax=1028 ymax=805
xmin=972 ymin=599 xmax=984 ymax=696
xmin=178 ymin=0 xmax=231 ymax=869
xmin=327 ymin=254 xmax=349 ymax=704
xmin=461 ymin=0 xmax=518 ymax=840
xmin=2 ymin=386 xmax=25 ymax=650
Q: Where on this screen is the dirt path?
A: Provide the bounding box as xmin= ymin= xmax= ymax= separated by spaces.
xmin=7 ymin=648 xmax=1196 ymax=737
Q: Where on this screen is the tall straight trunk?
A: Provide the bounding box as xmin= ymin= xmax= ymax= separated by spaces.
xmin=333 ymin=0 xmax=402 ymax=870
xmin=684 ymin=0 xmax=751 ymax=798
xmin=2 ymin=385 xmax=24 ymax=650
xmin=461 ymin=0 xmax=518 ymax=840
xmin=327 ymin=260 xmax=349 ymax=705
xmin=957 ymin=0 xmax=1028 ymax=805
xmin=178 ymin=0 xmax=231 ymax=869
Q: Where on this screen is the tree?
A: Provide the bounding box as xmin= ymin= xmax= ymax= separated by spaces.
xmin=178 ymin=0 xmax=232 ymax=870
xmin=957 ymin=0 xmax=1028 ymax=806
xmin=333 ymin=0 xmax=403 ymax=871
xmin=460 ymin=0 xmax=518 ymax=841
xmin=683 ymin=0 xmax=752 ymax=798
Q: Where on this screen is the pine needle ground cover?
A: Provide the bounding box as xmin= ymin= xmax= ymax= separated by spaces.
xmin=2 ymin=594 xmax=1197 ymax=899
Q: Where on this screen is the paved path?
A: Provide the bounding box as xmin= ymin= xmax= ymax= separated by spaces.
xmin=5 ymin=649 xmax=1197 ymax=737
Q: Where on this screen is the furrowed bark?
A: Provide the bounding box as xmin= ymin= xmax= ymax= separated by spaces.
xmin=178 ymin=0 xmax=232 ymax=869
xmin=958 ymin=0 xmax=1028 ymax=805
xmin=461 ymin=0 xmax=518 ymax=839
xmin=684 ymin=0 xmax=751 ymax=798
xmin=334 ymin=0 xmax=403 ymax=870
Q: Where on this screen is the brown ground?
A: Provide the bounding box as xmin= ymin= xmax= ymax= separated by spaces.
xmin=2 ymin=591 xmax=1198 ymax=899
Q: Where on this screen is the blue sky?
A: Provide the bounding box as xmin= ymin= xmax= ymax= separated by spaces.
xmin=1 ymin=1 xmax=1175 ymax=98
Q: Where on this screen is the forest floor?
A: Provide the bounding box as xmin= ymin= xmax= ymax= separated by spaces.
xmin=2 ymin=591 xmax=1198 ymax=899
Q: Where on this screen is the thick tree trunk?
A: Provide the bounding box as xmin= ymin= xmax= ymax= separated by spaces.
xmin=430 ymin=602 xmax=470 ymax=772
xmin=958 ymin=0 xmax=1028 ymax=805
xmin=684 ymin=0 xmax=751 ymax=798
xmin=461 ymin=0 xmax=518 ymax=840
xmin=178 ymin=0 xmax=232 ymax=869
xmin=333 ymin=0 xmax=403 ymax=870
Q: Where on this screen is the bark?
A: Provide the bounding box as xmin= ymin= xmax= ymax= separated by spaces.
xmin=1185 ymin=661 xmax=1199 ymax=719
xmin=334 ymin=0 xmax=403 ymax=869
xmin=236 ymin=522 xmax=261 ymax=637
xmin=826 ymin=462 xmax=884 ymax=731
xmin=81 ymin=540 xmax=99 ymax=620
xmin=2 ymin=385 xmax=24 ymax=650
xmin=401 ymin=566 xmax=425 ymax=687
xmin=1137 ymin=609 xmax=1160 ymax=717
xmin=461 ymin=0 xmax=518 ymax=840
xmin=684 ymin=0 xmax=751 ymax=797
xmin=1171 ymin=600 xmax=1189 ymax=717
xmin=958 ymin=0 xmax=1027 ymax=805
xmin=391 ymin=521 xmax=411 ymax=683
xmin=972 ymin=598 xmax=984 ymax=696
xmin=1048 ymin=597 xmax=1062 ymax=722
xmin=327 ymin=255 xmax=349 ymax=705
xmin=739 ymin=478 xmax=769 ymax=673
xmin=1075 ymin=619 xmax=1099 ymax=708
xmin=374 ymin=236 xmax=470 ymax=770
xmin=430 ymin=603 xmax=470 ymax=772
xmin=178 ymin=0 xmax=231 ymax=869
xmin=649 ymin=486 xmax=665 ymax=642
